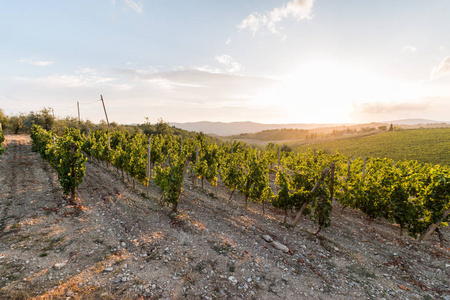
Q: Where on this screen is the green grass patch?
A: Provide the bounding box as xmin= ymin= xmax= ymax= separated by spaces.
xmin=295 ymin=128 xmax=450 ymax=165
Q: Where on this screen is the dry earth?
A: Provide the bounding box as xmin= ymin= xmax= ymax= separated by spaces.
xmin=0 ymin=135 xmax=449 ymax=300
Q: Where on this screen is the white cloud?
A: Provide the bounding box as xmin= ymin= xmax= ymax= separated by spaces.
xmin=75 ymin=68 xmax=97 ymax=75
xmin=226 ymin=38 xmax=231 ymax=45
xmin=430 ymin=57 xmax=450 ymax=80
xmin=238 ymin=0 xmax=315 ymax=36
xmin=20 ymin=59 xmax=54 ymax=67
xmin=13 ymin=68 xmax=124 ymax=89
xmin=351 ymin=97 xmax=450 ymax=123
xmin=403 ymin=45 xmax=417 ymax=53
xmin=214 ymin=55 xmax=242 ymax=73
xmin=123 ymin=0 xmax=143 ymax=13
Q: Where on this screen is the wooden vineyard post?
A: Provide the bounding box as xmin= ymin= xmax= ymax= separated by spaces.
xmin=291 ymin=167 xmax=330 ymax=227
xmin=101 ymin=95 xmax=110 ymax=167
xmin=419 ymin=208 xmax=450 ymax=242
xmin=100 ymin=95 xmax=110 ymax=129
xmin=194 ymin=146 xmax=199 ymax=186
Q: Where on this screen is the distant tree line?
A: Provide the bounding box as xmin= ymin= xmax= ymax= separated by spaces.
xmin=0 ymin=107 xmax=198 ymax=139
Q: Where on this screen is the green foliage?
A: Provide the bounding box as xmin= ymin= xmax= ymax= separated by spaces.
xmin=194 ymin=141 xmax=220 ymax=189
xmin=30 ymin=125 xmax=87 ymax=202
xmin=54 ymin=128 xmax=87 ymax=199
xmin=152 ymin=153 xmax=190 ymax=211
xmin=30 ymin=107 xmax=55 ymax=130
xmin=10 ymin=114 xmax=24 ymax=134
xmin=298 ymin=128 xmax=450 ymax=166
xmin=271 ymin=170 xmax=294 ymax=215
xmin=36 ymin=122 xmax=449 ymax=238
xmin=221 ymin=152 xmax=246 ymax=201
xmin=333 ymin=156 xmax=450 ymax=237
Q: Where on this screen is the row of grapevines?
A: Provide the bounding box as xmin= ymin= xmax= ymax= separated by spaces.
xmin=75 ymin=127 xmax=449 ymax=240
xmin=82 ymin=130 xmax=192 ymax=211
xmin=30 ymin=125 xmax=87 ymax=203
xmin=334 ymin=156 xmax=450 ymax=238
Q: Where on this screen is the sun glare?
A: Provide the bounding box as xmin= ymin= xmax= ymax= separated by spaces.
xmin=253 ymin=61 xmax=397 ymax=123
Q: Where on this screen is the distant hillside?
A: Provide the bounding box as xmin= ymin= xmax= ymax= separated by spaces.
xmin=170 ymin=119 xmax=448 ymax=136
xmin=226 ymin=128 xmax=309 ymax=141
xmin=388 ymin=118 xmax=446 ymax=125
xmin=295 ymin=128 xmax=450 ymax=166
xmin=169 ymin=121 xmax=346 ymax=136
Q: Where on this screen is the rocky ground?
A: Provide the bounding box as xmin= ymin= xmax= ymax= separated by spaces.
xmin=0 ymin=135 xmax=449 ymax=300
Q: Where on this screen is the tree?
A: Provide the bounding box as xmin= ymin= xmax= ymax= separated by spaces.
xmin=10 ymin=114 xmax=24 ymax=134
xmin=280 ymin=144 xmax=293 ymax=152
xmin=32 ymin=107 xmax=55 ymax=130
xmin=155 ymin=118 xmax=171 ymax=135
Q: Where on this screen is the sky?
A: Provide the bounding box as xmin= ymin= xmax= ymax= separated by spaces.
xmin=1 ymin=0 xmax=450 ymax=124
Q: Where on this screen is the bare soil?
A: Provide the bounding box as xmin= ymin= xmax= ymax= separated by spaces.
xmin=0 ymin=135 xmax=449 ymax=300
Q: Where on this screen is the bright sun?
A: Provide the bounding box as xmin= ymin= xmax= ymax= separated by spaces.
xmin=253 ymin=61 xmax=396 ymax=124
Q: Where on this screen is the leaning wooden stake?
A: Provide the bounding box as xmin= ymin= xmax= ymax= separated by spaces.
xmin=419 ymin=208 xmax=450 ymax=242
xmin=291 ymin=167 xmax=330 ymax=227
xmin=193 ymin=146 xmax=199 ymax=186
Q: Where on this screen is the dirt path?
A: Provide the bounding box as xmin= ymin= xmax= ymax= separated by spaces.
xmin=0 ymin=135 xmax=449 ymax=299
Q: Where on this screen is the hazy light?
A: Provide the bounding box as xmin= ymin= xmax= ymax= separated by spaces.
xmin=252 ymin=61 xmax=412 ymax=123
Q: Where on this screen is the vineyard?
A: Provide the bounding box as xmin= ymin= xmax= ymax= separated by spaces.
xmin=0 ymin=128 xmax=449 ymax=299
xmin=30 ymin=125 xmax=450 ymax=242
xmin=295 ymin=128 xmax=450 ymax=166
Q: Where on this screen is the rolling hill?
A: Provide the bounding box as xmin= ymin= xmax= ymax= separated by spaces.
xmin=294 ymin=128 xmax=450 ymax=166
xmin=170 ymin=119 xmax=448 ymax=136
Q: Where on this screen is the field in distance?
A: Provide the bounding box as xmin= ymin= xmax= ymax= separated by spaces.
xmin=291 ymin=128 xmax=450 ymax=166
